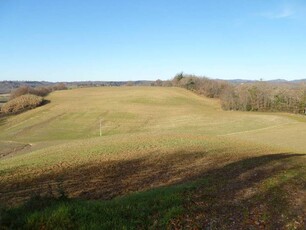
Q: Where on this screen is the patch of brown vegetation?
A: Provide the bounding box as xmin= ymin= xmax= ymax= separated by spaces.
xmin=1 ymin=94 xmax=43 ymax=114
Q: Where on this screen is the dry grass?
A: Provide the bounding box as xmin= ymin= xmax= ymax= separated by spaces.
xmin=0 ymin=87 xmax=305 ymax=228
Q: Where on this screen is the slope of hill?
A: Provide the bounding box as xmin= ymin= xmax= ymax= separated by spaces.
xmin=0 ymin=87 xmax=305 ymax=229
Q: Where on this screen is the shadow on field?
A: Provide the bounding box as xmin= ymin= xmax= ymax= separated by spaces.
xmin=178 ymin=153 xmax=306 ymax=229
xmin=0 ymin=152 xmax=305 ymax=228
xmin=41 ymin=99 xmax=50 ymax=106
xmin=0 ymin=150 xmax=211 ymax=203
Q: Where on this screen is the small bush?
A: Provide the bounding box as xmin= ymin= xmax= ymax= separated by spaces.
xmin=52 ymin=83 xmax=67 ymax=91
xmin=31 ymin=87 xmax=52 ymax=97
xmin=10 ymin=84 xmax=67 ymax=100
xmin=10 ymin=86 xmax=31 ymax=100
xmin=1 ymin=94 xmax=43 ymax=114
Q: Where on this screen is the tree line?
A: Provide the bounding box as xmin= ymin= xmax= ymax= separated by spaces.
xmin=9 ymin=83 xmax=67 ymax=100
xmin=152 ymin=73 xmax=306 ymax=114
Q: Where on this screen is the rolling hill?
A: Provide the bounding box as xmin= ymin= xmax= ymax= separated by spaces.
xmin=0 ymin=87 xmax=305 ymax=229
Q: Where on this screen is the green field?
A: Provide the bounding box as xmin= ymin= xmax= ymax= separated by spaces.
xmin=0 ymin=87 xmax=305 ymax=229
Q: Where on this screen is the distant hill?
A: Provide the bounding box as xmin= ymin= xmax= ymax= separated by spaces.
xmin=291 ymin=79 xmax=306 ymax=83
xmin=1 ymin=78 xmax=306 ymax=94
xmin=267 ymin=79 xmax=288 ymax=83
xmin=0 ymin=80 xmax=153 ymax=94
xmin=0 ymin=81 xmax=54 ymax=94
xmin=227 ymin=79 xmax=257 ymax=84
xmin=227 ymin=79 xmax=306 ymax=84
xmin=63 ymin=80 xmax=153 ymax=88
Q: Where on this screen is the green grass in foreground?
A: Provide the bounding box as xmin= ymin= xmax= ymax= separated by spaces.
xmin=1 ymin=185 xmax=187 ymax=229
xmin=1 ymin=152 xmax=305 ymax=229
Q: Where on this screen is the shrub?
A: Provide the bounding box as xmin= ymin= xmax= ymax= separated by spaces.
xmin=10 ymin=86 xmax=31 ymax=100
xmin=171 ymin=73 xmax=230 ymax=98
xmin=1 ymin=94 xmax=44 ymax=114
xmin=31 ymin=87 xmax=52 ymax=97
xmin=10 ymin=84 xmax=67 ymax=100
xmin=51 ymin=83 xmax=67 ymax=91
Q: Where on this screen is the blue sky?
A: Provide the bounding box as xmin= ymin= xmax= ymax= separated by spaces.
xmin=0 ymin=0 xmax=306 ymax=82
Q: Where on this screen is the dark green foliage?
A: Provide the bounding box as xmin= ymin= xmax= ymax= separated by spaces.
xmin=173 ymin=72 xmax=184 ymax=85
xmin=0 ymin=185 xmax=186 ymax=229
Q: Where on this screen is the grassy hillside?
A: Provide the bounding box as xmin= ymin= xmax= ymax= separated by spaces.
xmin=0 ymin=87 xmax=305 ymax=229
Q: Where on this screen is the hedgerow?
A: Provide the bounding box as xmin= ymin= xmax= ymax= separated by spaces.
xmin=1 ymin=94 xmax=44 ymax=114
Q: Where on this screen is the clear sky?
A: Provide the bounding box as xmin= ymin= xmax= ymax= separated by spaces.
xmin=1 ymin=0 xmax=306 ymax=82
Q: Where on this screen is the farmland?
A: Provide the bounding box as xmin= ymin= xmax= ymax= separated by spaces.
xmin=0 ymin=87 xmax=305 ymax=229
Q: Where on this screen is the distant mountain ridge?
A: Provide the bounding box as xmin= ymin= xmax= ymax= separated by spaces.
xmin=0 ymin=80 xmax=153 ymax=94
xmin=1 ymin=79 xmax=306 ymax=94
xmin=0 ymin=81 xmax=54 ymax=94
xmin=227 ymin=79 xmax=306 ymax=84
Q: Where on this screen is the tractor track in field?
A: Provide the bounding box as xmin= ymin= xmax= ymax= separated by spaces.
xmin=218 ymin=122 xmax=299 ymax=137
xmin=0 ymin=141 xmax=32 ymax=159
